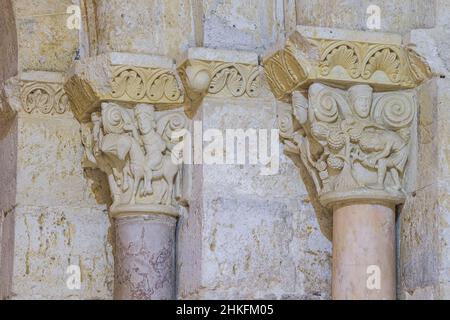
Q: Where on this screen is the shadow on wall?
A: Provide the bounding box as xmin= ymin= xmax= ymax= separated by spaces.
xmin=0 ymin=0 xmax=18 ymax=300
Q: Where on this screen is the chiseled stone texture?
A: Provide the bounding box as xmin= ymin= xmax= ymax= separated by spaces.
xmin=10 ymin=115 xmax=114 ymax=299
xmin=12 ymin=205 xmax=113 ymax=299
xmin=12 ymin=0 xmax=79 ymax=72
xmin=295 ymin=0 xmax=435 ymax=34
xmin=0 ymin=117 xmax=18 ymax=300
xmin=177 ymin=94 xmax=332 ymax=300
xmin=202 ymin=0 xmax=285 ymax=54
xmin=0 ymin=0 xmax=18 ymax=300
xmin=398 ymin=1 xmax=450 ymax=299
xmin=95 ymin=0 xmax=196 ymax=58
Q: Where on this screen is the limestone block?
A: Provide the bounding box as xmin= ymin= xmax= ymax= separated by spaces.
xmin=398 ymin=78 xmax=450 ymax=300
xmin=12 ymin=205 xmax=113 ymax=300
xmin=15 ymin=116 xmax=104 ymax=208
xmin=177 ymin=95 xmax=332 ymax=299
xmin=295 ymin=0 xmax=435 ymax=34
xmin=13 ymin=0 xmax=79 ymax=72
xmin=202 ymin=0 xmax=284 ymax=54
xmin=95 ymin=0 xmax=196 ymax=58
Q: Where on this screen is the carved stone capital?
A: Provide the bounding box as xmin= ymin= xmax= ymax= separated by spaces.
xmin=64 ymin=52 xmax=185 ymax=122
xmin=265 ymin=27 xmax=432 ymax=209
xmin=264 ymin=26 xmax=432 ymax=102
xmin=178 ymin=48 xmax=263 ymax=117
xmin=279 ymin=83 xmax=417 ymax=208
xmin=80 ymin=102 xmax=188 ymax=218
xmin=2 ymin=71 xmax=71 ymax=118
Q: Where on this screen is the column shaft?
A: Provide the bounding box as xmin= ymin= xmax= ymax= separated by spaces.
xmin=332 ymin=203 xmax=396 ymax=300
xmin=114 ymin=214 xmax=176 ymax=300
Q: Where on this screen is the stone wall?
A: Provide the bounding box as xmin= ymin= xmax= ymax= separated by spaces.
xmin=2 ymin=1 xmax=114 ymax=299
xmin=399 ymin=0 xmax=450 ymax=298
xmin=0 ymin=0 xmax=449 ymax=300
xmin=0 ymin=0 xmax=18 ymax=300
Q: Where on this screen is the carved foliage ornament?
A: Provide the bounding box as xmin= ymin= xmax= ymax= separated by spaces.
xmin=64 ymin=65 xmax=185 ymax=123
xmin=178 ymin=59 xmax=262 ymax=117
xmin=110 ymin=66 xmax=183 ymax=103
xmin=21 ymin=81 xmax=70 ymax=115
xmin=279 ymin=83 xmax=416 ymax=207
xmin=264 ymin=34 xmax=432 ymax=101
xmin=80 ymin=102 xmax=187 ymax=214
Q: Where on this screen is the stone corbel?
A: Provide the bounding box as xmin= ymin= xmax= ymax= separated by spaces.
xmin=64 ymin=52 xmax=188 ymax=300
xmin=178 ymin=48 xmax=263 ymax=117
xmin=263 ymin=26 xmax=432 ymax=300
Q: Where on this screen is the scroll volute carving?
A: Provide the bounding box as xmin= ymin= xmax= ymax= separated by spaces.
xmin=81 ymin=102 xmax=187 ymax=215
xmin=280 ymin=83 xmax=416 ymax=208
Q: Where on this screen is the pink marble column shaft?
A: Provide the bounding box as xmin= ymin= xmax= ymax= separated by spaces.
xmin=332 ymin=203 xmax=396 ymax=300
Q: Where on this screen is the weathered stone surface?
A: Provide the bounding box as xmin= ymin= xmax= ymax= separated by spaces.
xmin=13 ymin=0 xmax=79 ymax=72
xmin=114 ymin=215 xmax=176 ymax=300
xmin=0 ymin=0 xmax=18 ymax=300
xmin=177 ymin=94 xmax=332 ymax=299
xmin=397 ymin=0 xmax=450 ymax=299
xmin=295 ymin=0 xmax=435 ymax=34
xmin=95 ymin=0 xmax=196 ymax=59
xmin=2 ymin=0 xmax=450 ymax=301
xmin=12 ymin=205 xmax=113 ymax=299
xmin=203 ymin=0 xmax=285 ymax=54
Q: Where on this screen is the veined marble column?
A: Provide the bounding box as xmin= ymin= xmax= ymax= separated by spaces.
xmin=113 ymin=213 xmax=177 ymax=300
xmin=64 ymin=52 xmax=188 ymax=299
xmin=263 ymin=26 xmax=432 ymax=300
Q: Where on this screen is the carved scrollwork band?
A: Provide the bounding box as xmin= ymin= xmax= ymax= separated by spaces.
xmin=178 ymin=59 xmax=263 ymax=117
xmin=64 ymin=59 xmax=185 ymax=122
xmin=1 ymin=73 xmax=71 ymax=117
xmin=21 ymin=81 xmax=70 ymax=115
xmin=109 ymin=65 xmax=183 ymax=103
xmin=81 ymin=102 xmax=187 ymax=217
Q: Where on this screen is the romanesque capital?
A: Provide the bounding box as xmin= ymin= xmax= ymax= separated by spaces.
xmin=264 ymin=26 xmax=432 ymax=208
xmin=64 ymin=53 xmax=188 ymax=218
xmin=178 ymin=48 xmax=263 ymax=117
xmin=80 ymin=102 xmax=187 ymax=218
xmin=278 ymin=83 xmax=416 ymax=207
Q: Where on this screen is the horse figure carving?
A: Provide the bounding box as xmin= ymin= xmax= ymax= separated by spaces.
xmin=100 ymin=133 xmax=179 ymax=205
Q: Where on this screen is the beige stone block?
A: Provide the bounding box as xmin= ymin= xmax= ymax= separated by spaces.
xmin=203 ymin=0 xmax=284 ymax=54
xmin=16 ymin=116 xmax=103 ymax=209
xmin=13 ymin=0 xmax=79 ymax=72
xmin=12 ymin=205 xmax=113 ymax=300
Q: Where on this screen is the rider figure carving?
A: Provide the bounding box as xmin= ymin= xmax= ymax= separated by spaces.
xmin=134 ymin=104 xmax=166 ymax=194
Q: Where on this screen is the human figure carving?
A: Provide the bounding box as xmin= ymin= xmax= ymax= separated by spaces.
xmin=353 ymin=128 xmax=409 ymax=191
xmin=134 ymin=104 xmax=166 ymax=194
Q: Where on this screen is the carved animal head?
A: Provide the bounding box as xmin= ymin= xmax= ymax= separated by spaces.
xmin=100 ymin=134 xmax=131 ymax=161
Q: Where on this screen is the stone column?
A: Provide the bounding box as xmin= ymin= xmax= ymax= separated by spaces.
xmin=113 ymin=213 xmax=177 ymax=300
xmin=263 ymin=26 xmax=432 ymax=300
xmin=64 ymin=52 xmax=188 ymax=299
xmin=332 ymin=203 xmax=396 ymax=299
